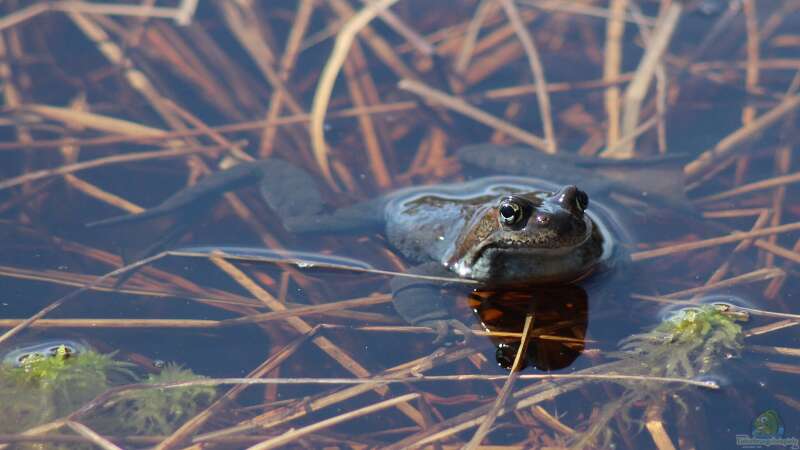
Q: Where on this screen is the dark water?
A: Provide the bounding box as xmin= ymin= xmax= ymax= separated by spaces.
xmin=0 ymin=0 xmax=799 ymax=448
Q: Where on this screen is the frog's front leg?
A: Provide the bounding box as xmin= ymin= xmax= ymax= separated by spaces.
xmin=390 ymin=261 xmax=472 ymax=345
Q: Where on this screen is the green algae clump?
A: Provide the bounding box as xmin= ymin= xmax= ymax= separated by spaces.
xmin=98 ymin=364 xmax=217 ymax=435
xmin=571 ymin=303 xmax=747 ymax=449
xmin=0 ymin=343 xmax=217 ymax=441
xmin=0 ymin=345 xmax=134 ymax=434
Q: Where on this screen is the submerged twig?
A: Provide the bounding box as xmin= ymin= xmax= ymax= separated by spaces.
xmin=499 ymin=0 xmax=556 ymax=152
xmin=310 ymin=0 xmax=399 ymax=186
xmin=465 ymin=313 xmax=535 ymax=449
xmin=399 ymin=78 xmax=550 ymax=151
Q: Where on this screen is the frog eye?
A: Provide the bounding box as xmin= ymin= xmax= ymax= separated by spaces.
xmin=575 ymin=189 xmax=589 ymax=211
xmin=498 ymin=200 xmax=522 ymax=226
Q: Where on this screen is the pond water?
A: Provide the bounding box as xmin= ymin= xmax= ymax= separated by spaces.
xmin=0 ymin=0 xmax=799 ymax=448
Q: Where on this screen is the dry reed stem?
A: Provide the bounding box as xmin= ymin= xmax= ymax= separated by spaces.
xmin=208 ymin=255 xmax=369 ymax=376
xmin=443 ymin=8 xmax=529 ymax=60
xmin=65 ymin=422 xmax=122 ymax=450
xmin=530 ymin=405 xmax=574 ymax=435
xmin=645 ymin=403 xmax=677 ymax=450
xmin=626 ymin=1 xmax=668 ymax=154
xmin=606 ymin=1 xmax=680 ymax=158
xmin=603 ymin=0 xmax=628 ymax=147
xmin=735 ymin=0 xmax=761 ymax=185
xmin=357 ymin=0 xmax=433 ymax=55
xmin=0 ymin=319 xmax=221 ymax=329
xmin=691 ymin=209 xmax=771 ymax=301
xmin=0 ymin=97 xmax=561 ymax=151
xmin=168 ymin=249 xmax=479 ymax=284
xmin=258 ymin=0 xmax=314 ymax=158
xmin=765 ymin=147 xmax=792 ymax=270
xmin=0 ymin=1 xmax=194 ymax=32
xmin=69 ymin=12 xmax=184 ymax=128
xmin=247 ymin=393 xmax=420 ymax=450
xmin=198 ymin=347 xmax=476 ymax=441
xmin=703 ymin=208 xmax=771 ymax=219
xmin=175 ymin=0 xmax=199 ymax=25
xmin=630 ymin=222 xmax=800 ymax=261
xmin=155 ymin=327 xmax=321 ymax=450
xmin=599 ymin=114 xmax=657 ymax=156
xmin=499 ymin=0 xmax=557 ymax=153
xmin=22 ymin=104 xmax=166 ymax=136
xmin=206 ymin=254 xmax=426 ymax=427
xmin=664 ymin=267 xmax=786 ymax=298
xmin=697 ymin=171 xmax=800 ymax=203
xmin=145 ymin=25 xmax=242 ymax=119
xmin=220 ymin=294 xmax=391 ymax=325
xmin=481 ymin=72 xmax=634 ymax=99
xmin=389 ymin=368 xmax=715 ymax=449
xmin=776 ymin=395 xmax=800 ymax=415
xmin=399 ymin=78 xmax=550 ymax=151
xmin=746 ymin=320 xmax=798 ymax=338
xmin=81 ymin=372 xmax=717 ymax=393
xmin=764 ymin=237 xmax=800 ymax=298
xmin=765 ymin=362 xmax=800 ymax=376
xmin=217 ymin=1 xmax=315 ymax=169
xmin=0 ymin=421 xmax=67 ymax=450
xmin=464 ymin=34 xmax=525 ymax=86
xmin=218 ymin=2 xmax=303 ymax=115
xmin=63 ymin=174 xmax=144 ymax=214
xmin=755 ymin=239 xmax=800 ymax=265
xmin=53 ymin=241 xmax=258 ymax=308
xmin=658 ymin=267 xmax=785 ymax=299
xmin=455 ymin=0 xmax=495 ymax=75
xmin=520 ymin=0 xmax=655 ymax=25
xmin=343 ymin=43 xmax=392 ymax=188
xmin=310 ymin=0 xmax=399 ymax=186
xmin=0 ymin=252 xmax=166 ymax=346
xmin=684 ymin=95 xmax=800 ymax=179
xmin=0 ymin=143 xmax=229 ymax=191
xmin=326 ymin=0 xmax=415 ymax=79
xmin=465 ymin=313 xmax=535 ymax=449
xmin=749 ymin=345 xmax=800 ymax=358
xmin=162 ymin=101 xmax=250 ymax=161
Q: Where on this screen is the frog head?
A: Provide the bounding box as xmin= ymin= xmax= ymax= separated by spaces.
xmin=447 ymin=185 xmax=603 ymax=285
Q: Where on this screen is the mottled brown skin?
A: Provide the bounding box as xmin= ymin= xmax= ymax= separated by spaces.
xmin=384 ymin=179 xmax=609 ymax=289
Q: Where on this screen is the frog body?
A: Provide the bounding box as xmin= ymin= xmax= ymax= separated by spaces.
xmin=383 ymin=177 xmax=618 ymax=286
xmin=88 ymin=145 xmax=686 ymax=341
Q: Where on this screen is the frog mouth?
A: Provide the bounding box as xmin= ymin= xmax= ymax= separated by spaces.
xmin=475 ymin=233 xmax=590 ymax=255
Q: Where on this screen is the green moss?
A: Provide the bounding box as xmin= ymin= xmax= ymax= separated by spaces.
xmin=0 ymin=344 xmax=216 ymax=441
xmin=96 ymin=364 xmax=217 ymax=435
xmin=0 ymin=346 xmax=134 ymax=435
xmin=571 ymin=304 xmax=747 ymax=449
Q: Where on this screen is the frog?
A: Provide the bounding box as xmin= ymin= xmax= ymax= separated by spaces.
xmin=2 ymin=339 xmax=88 ymax=367
xmin=88 ymin=144 xmax=689 ymax=343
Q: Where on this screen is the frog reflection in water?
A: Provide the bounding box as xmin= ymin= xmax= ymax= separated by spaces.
xmin=89 ymin=145 xmax=686 ymax=343
xmin=470 ymin=286 xmax=589 ymax=370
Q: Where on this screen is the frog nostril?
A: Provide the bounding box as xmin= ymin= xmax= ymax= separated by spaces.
xmin=536 ymin=214 xmax=551 ymax=225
